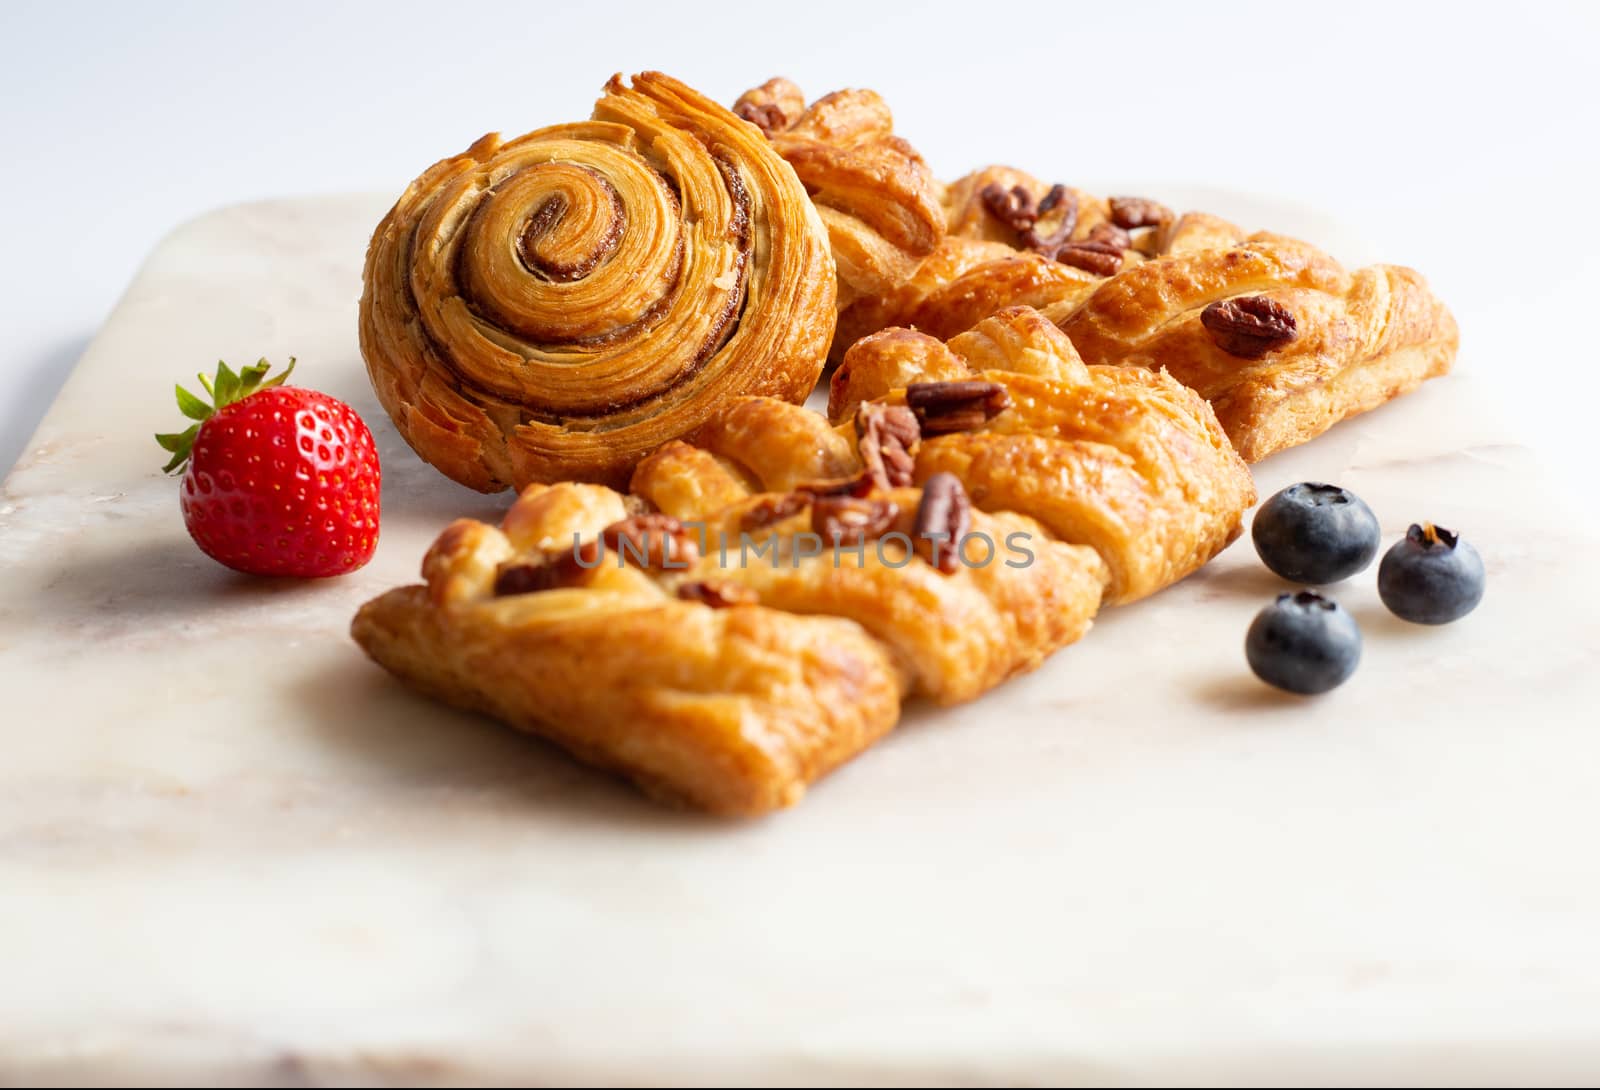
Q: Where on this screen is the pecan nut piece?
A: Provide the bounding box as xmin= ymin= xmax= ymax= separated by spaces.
xmin=855 ymin=403 xmax=922 ymax=489
xmin=677 ymin=580 xmax=759 ymax=608
xmin=1055 ymin=239 xmax=1124 ymax=276
xmin=1108 ymin=196 xmax=1173 ymax=229
xmin=811 ymin=495 xmax=899 ymax=547
xmin=904 ymin=380 xmax=1012 ymax=435
xmin=493 ymin=552 xmax=589 ymax=597
xmin=738 ymin=493 xmax=808 ymax=532
xmin=1085 ymin=221 xmax=1132 ymax=250
xmin=796 ymin=472 xmax=876 ymax=500
xmin=1200 ymin=296 xmax=1298 ymax=359
xmin=982 ymin=182 xmax=1081 ymax=257
xmin=596 ymin=512 xmax=701 ymax=569
xmin=734 ymin=101 xmax=787 ymax=136
xmin=979 ymin=183 xmax=1039 ymax=234
xmin=913 ymin=473 xmax=973 ymax=575
xmin=1021 ymin=184 xmax=1079 ymax=255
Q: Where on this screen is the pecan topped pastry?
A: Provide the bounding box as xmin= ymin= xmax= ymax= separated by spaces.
xmin=354 ymin=475 xmax=1103 ymax=815
xmin=734 ymin=78 xmax=1457 ymax=462
xmin=353 ymin=306 xmax=1255 ymax=815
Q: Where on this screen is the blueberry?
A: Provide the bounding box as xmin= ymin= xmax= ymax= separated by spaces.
xmin=1245 ymin=590 xmax=1362 ymax=694
xmin=1251 ymin=482 xmax=1381 ymax=584
xmin=1377 ymin=523 xmax=1484 ymax=624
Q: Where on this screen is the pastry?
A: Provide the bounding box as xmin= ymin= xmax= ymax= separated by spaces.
xmin=352 ymin=307 xmax=1254 ymax=814
xmin=925 ymin=175 xmax=1460 ymax=461
xmin=641 ymin=305 xmax=1256 ymax=604
xmin=360 ymin=72 xmax=836 ymax=492
xmin=734 ymin=80 xmax=1458 ymax=461
xmin=353 ymin=482 xmax=1102 ymax=815
xmin=733 ymin=78 xmax=945 ymax=363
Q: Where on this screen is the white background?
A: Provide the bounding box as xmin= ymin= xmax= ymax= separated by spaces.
xmin=2 ymin=0 xmax=1596 ymax=476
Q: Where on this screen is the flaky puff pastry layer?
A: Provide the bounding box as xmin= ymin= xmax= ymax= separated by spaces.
xmin=353 ymin=481 xmax=1103 ymax=816
xmin=1055 ymin=230 xmax=1459 ymax=462
xmin=360 ymin=72 xmax=835 ymax=493
xmin=733 ymin=78 xmax=945 ymax=362
xmin=732 ymin=81 xmax=1458 ymax=461
xmin=638 ymin=307 xmax=1253 ymax=605
xmin=355 ymin=308 xmax=1251 ymax=815
xmin=880 ymin=167 xmax=1457 ymax=462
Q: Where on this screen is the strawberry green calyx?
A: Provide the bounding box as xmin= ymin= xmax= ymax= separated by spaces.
xmin=155 ymin=357 xmax=296 ymax=474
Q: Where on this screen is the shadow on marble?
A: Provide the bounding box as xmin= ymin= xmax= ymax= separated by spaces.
xmin=1192 ymin=674 xmax=1310 ymax=713
xmin=1346 ymin=599 xmax=1456 ymax=642
xmin=3 ymin=531 xmax=351 ymax=638
xmin=1182 ymin=560 xmax=1290 ymax=604
xmin=284 ymin=649 xmax=737 ymax=834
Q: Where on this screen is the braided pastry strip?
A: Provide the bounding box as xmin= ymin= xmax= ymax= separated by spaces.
xmin=360 ymin=72 xmax=836 ymax=493
xmin=733 ymin=80 xmax=1458 ymax=461
xmin=922 ymin=174 xmax=1460 ymax=461
xmin=354 ymin=306 xmax=1252 ymax=813
xmin=643 ymin=306 xmax=1255 ymax=604
xmin=353 ymin=480 xmax=1102 ymax=815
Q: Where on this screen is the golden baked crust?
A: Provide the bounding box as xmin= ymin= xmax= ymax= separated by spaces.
xmin=733 ymin=78 xmax=945 ymax=362
xmin=853 ymin=309 xmax=1252 ymax=601
xmin=353 ymin=481 xmax=1102 ymax=816
xmin=870 ymin=168 xmax=1458 ymax=461
xmin=353 ymin=305 xmax=1254 ymax=814
xmin=732 ymin=81 xmax=1458 ymax=460
xmin=360 ymin=72 xmax=836 ymax=492
xmin=1056 ymin=231 xmax=1459 ymax=462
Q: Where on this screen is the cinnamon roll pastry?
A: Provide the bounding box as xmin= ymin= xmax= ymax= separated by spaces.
xmin=733 ymin=78 xmax=945 ymax=362
xmin=353 ymin=306 xmax=1253 ymax=814
xmin=360 ymin=72 xmax=836 ymax=492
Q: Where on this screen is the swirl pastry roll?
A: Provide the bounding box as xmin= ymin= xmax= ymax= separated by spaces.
xmin=361 ymin=72 xmax=836 ymax=491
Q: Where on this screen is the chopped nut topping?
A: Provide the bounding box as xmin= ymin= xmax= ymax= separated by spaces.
xmin=1054 ymin=239 xmax=1124 ymax=276
xmin=738 ymin=493 xmax=808 ymax=532
xmin=1108 ymin=196 xmax=1173 ymax=229
xmin=677 ymin=580 xmax=759 ymax=608
xmin=855 ymin=403 xmax=922 ymax=489
xmin=913 ymin=473 xmax=973 ymax=575
xmin=811 ymin=495 xmax=899 ymax=546
xmin=492 ymin=554 xmax=588 ymax=596
xmin=797 ymin=472 xmax=877 ymax=499
xmin=1086 ymin=221 xmax=1132 ymax=250
xmin=1200 ymin=296 xmax=1298 ymax=359
xmin=734 ymin=101 xmax=787 ymax=135
xmin=904 ymin=380 xmax=1012 ymax=435
xmin=981 ymin=182 xmax=1081 ymax=257
xmin=979 ymin=183 xmax=1039 ymax=234
xmin=1021 ymin=185 xmax=1079 ymax=254
xmin=596 ymin=513 xmax=700 ymax=569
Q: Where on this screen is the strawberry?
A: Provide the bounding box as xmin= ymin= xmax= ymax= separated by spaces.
xmin=156 ymin=359 xmax=381 ymax=577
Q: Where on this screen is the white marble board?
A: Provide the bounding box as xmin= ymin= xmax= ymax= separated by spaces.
xmin=2 ymin=193 xmax=1598 ymax=1085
